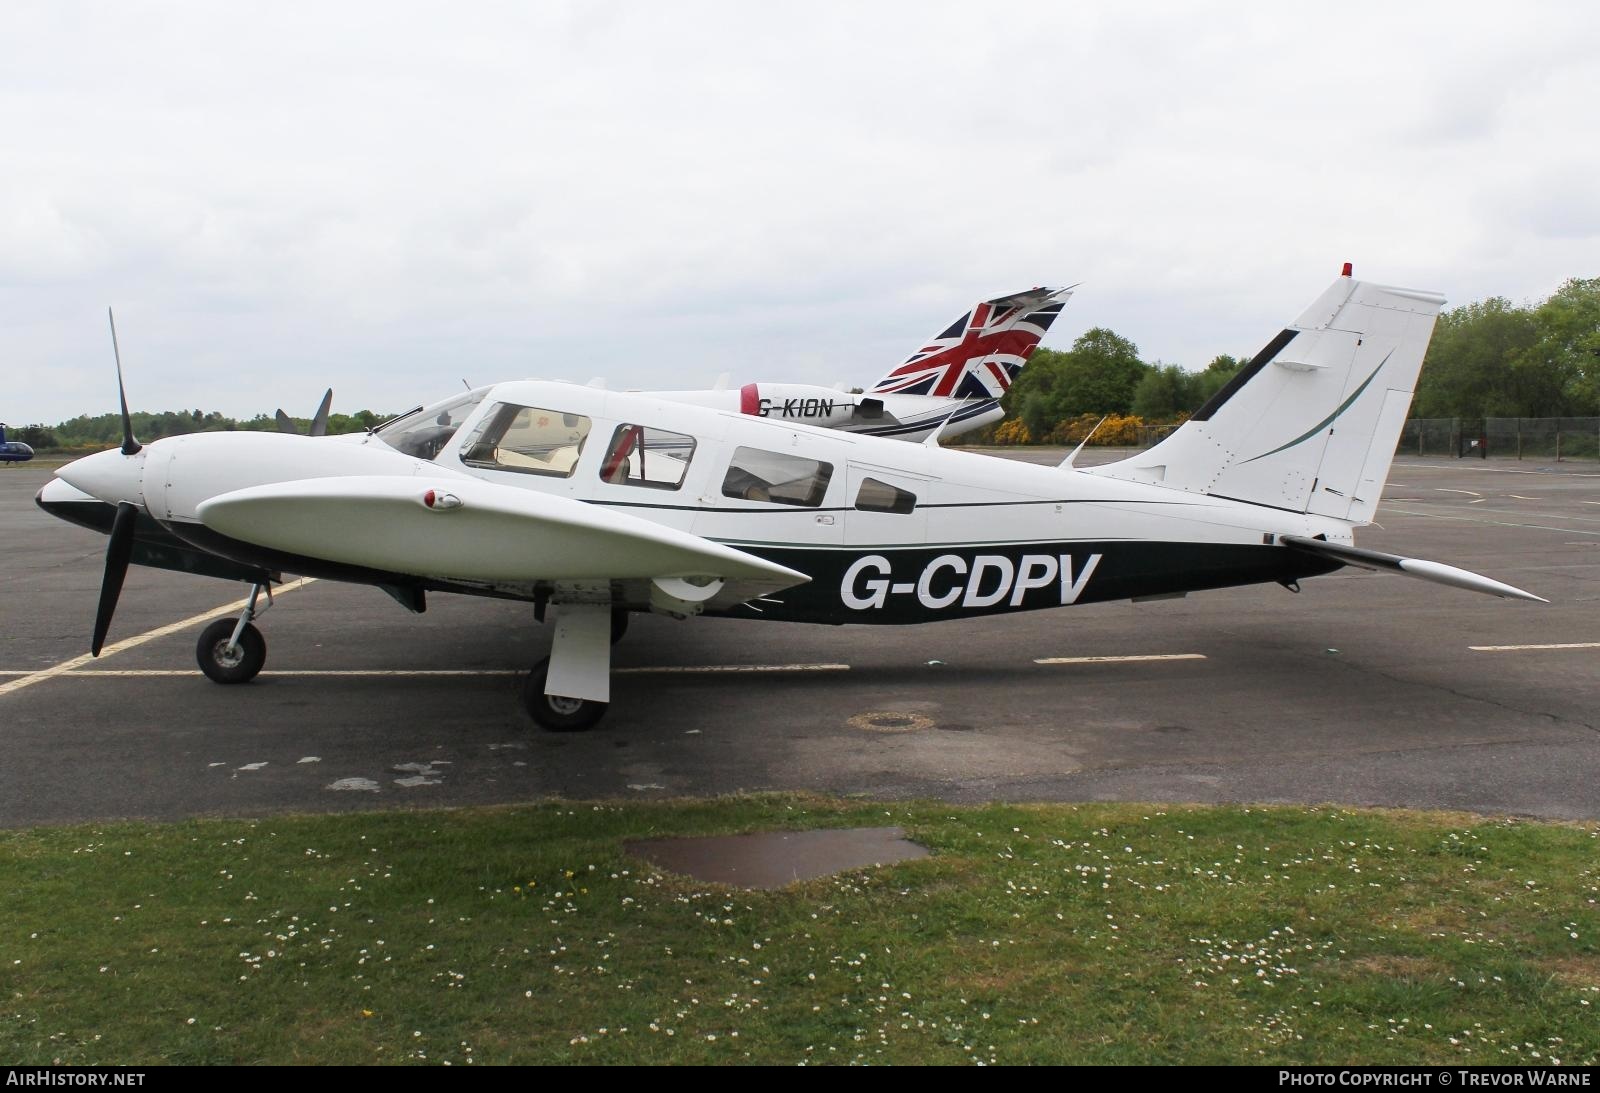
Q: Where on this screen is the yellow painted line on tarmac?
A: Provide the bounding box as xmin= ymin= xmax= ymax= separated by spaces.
xmin=1034 ymin=653 xmax=1207 ymax=665
xmin=0 ymin=578 xmax=317 ymax=700
xmin=1468 ymin=642 xmax=1600 ymax=653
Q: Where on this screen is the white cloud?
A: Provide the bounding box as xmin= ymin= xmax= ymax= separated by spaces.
xmin=2 ymin=0 xmax=1596 ymax=423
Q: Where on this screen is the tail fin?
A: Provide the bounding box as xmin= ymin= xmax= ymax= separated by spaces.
xmin=870 ymin=286 xmax=1071 ymax=399
xmin=1090 ymin=268 xmax=1445 ymax=525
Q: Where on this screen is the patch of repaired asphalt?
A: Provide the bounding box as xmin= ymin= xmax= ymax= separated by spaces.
xmin=626 ymin=826 xmax=929 ymax=889
xmin=393 ymin=761 xmax=449 ymax=787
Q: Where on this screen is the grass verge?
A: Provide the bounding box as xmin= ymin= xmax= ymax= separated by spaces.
xmin=3 ymin=796 xmax=1596 ymax=1065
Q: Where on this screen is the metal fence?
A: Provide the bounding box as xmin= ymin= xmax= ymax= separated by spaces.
xmin=1136 ymin=424 xmax=1182 ymax=448
xmin=1397 ymin=417 xmax=1600 ymax=461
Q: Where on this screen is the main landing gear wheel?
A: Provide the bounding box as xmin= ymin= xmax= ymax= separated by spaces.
xmin=611 ymin=608 xmax=629 ymax=645
xmin=523 ymin=657 xmax=607 ymax=732
xmin=196 ymin=618 xmax=266 ymax=684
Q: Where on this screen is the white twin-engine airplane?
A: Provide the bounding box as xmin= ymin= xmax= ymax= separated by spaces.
xmin=651 ymin=285 xmax=1070 ymax=441
xmin=39 ymin=268 xmax=1543 ymax=731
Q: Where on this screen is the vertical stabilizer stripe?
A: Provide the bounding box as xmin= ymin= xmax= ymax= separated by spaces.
xmin=1191 ymin=329 xmax=1298 ymax=421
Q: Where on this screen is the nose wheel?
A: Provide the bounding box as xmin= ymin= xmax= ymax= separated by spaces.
xmin=196 ymin=581 xmax=271 ymax=684
xmin=197 ymin=619 xmax=266 ymax=683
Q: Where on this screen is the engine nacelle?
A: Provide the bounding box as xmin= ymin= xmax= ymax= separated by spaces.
xmin=737 ymin=383 xmax=869 ymax=427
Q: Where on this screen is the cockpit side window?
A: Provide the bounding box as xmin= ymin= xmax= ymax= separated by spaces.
xmin=855 ymin=477 xmax=917 ymax=514
xmin=598 ymin=424 xmax=696 ymax=490
xmin=720 ymin=446 xmax=833 ymax=507
xmin=374 ymin=390 xmax=488 ymax=461
xmin=459 ymin=403 xmax=592 ymax=478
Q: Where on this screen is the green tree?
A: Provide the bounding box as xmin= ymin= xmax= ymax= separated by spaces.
xmin=15 ymin=424 xmax=56 ymax=447
xmin=1525 ymin=277 xmax=1600 ymax=414
xmin=1130 ymin=364 xmax=1190 ymax=419
xmin=1194 ymin=354 xmax=1244 ymax=406
xmin=328 ymin=410 xmax=383 ymax=433
xmin=43 ymin=406 xmax=393 ymax=450
xmin=994 ymin=346 xmax=1066 ymax=436
xmin=1051 ymin=328 xmax=1147 ymax=416
xmin=1413 ymin=298 xmax=1540 ymax=417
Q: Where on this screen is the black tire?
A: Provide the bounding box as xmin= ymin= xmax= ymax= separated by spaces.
xmin=196 ymin=619 xmax=267 ymax=684
xmin=523 ymin=657 xmax=607 ymax=731
xmin=610 ymin=608 xmax=629 ymax=646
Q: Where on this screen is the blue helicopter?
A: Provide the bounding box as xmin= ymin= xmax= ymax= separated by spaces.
xmin=1 ymin=424 xmax=35 ymax=465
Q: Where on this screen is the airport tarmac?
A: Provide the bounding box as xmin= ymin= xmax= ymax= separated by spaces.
xmin=1 ymin=451 xmax=1596 ymax=827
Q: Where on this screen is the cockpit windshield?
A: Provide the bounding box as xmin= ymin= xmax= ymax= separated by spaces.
xmin=374 ymin=390 xmax=488 ymax=461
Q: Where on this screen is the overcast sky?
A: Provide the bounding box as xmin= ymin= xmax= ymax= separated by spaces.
xmin=3 ymin=1 xmax=1596 ymax=425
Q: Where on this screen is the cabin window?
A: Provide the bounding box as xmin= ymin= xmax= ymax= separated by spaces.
xmin=458 ymin=403 xmax=592 ymax=478
xmin=721 ymin=446 xmax=834 ymax=507
xmin=855 ymin=477 xmax=917 ymax=514
xmin=598 ymin=424 xmax=696 ymax=490
xmin=375 ymin=389 xmax=487 ymax=461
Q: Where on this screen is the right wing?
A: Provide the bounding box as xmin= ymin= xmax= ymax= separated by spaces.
xmin=196 ymin=475 xmax=810 ymax=609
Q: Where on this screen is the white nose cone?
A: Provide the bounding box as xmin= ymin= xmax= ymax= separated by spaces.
xmin=56 ymin=447 xmax=145 ymax=506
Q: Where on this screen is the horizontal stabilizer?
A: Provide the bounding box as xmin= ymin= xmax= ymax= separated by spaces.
xmin=1280 ymin=535 xmax=1546 ymax=603
xmin=196 ymin=476 xmax=811 ymax=602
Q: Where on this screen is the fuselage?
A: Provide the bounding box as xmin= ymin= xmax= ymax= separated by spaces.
xmin=44 ymin=380 xmax=1349 ymax=624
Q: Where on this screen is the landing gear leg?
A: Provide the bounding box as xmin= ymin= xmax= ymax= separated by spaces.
xmin=196 ymin=582 xmax=271 ymax=684
xmin=523 ymin=604 xmax=611 ymax=731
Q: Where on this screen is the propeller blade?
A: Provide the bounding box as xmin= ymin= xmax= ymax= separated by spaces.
xmin=92 ymin=501 xmax=139 ymax=656
xmin=107 ymin=309 xmax=142 ymax=456
xmin=275 ymin=409 xmax=298 ymax=434
xmin=309 ymin=388 xmax=333 ymax=437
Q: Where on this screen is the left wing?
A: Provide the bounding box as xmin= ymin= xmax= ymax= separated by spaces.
xmin=1280 ymin=535 xmax=1546 ymax=602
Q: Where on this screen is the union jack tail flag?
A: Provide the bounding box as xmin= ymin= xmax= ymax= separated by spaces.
xmin=870 ymin=286 xmax=1072 ymax=399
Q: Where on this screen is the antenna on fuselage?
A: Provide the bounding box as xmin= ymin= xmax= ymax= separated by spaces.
xmin=1059 ymin=415 xmax=1108 ymax=470
xmin=922 ymin=410 xmax=959 ymax=448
